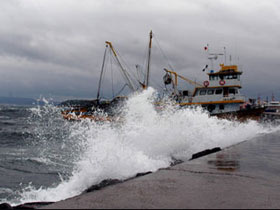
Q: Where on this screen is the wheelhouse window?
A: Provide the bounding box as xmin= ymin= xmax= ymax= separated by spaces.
xmin=200 ymin=90 xmax=206 ymax=95
xmin=229 ymin=88 xmax=237 ymax=94
xmin=221 ymin=74 xmax=243 ymax=80
xmin=209 ymin=75 xmax=219 ymax=81
xmin=210 ymin=74 xmax=241 ymax=81
xmin=207 ymin=89 xmax=214 ymax=95
xmin=215 ymin=89 xmax=223 ymax=95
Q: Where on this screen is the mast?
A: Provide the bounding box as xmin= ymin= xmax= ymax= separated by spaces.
xmin=105 ymin=41 xmax=136 ymax=92
xmin=97 ymin=44 xmax=108 ymax=102
xmin=145 ymin=30 xmax=153 ymax=88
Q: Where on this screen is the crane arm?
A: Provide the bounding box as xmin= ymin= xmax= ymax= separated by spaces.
xmin=177 ymin=74 xmax=203 ymax=87
xmin=105 ymin=41 xmax=136 ymax=92
xmin=145 ymin=30 xmax=153 ymax=88
xmin=105 ymin=41 xmax=117 ymax=57
xmin=164 ymin=68 xmax=203 ymax=87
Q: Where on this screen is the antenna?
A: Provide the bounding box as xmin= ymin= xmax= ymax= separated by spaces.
xmin=224 ymin=47 xmax=227 ymax=65
xmin=208 ymin=53 xmax=224 ymax=70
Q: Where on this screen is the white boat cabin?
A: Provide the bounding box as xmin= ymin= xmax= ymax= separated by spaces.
xmin=177 ymin=64 xmax=245 ymax=114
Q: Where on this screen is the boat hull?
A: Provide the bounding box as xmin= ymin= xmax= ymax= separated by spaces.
xmin=212 ymin=107 xmax=265 ymax=122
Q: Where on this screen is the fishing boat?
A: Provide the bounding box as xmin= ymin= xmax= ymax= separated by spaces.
xmin=61 ymin=31 xmax=154 ymax=121
xmin=265 ymin=100 xmax=280 ymax=113
xmin=62 ymin=32 xmax=264 ymax=122
xmin=61 ymin=96 xmax=126 ymax=121
xmin=162 ymin=53 xmax=265 ymax=121
xmin=261 ymin=100 xmax=280 ymax=123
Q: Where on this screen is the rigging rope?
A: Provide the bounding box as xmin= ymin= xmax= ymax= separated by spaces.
xmin=99 ymin=46 xmax=139 ymax=100
xmin=99 ymin=48 xmax=110 ymax=100
xmin=110 ymin=52 xmax=115 ymax=98
xmin=112 ymin=47 xmax=140 ymax=90
xmin=141 ymin=42 xmax=149 ymax=84
xmin=115 ymin=84 xmax=129 ymax=97
xmin=100 ymin=58 xmax=108 ymax=99
xmin=97 ymin=46 xmax=108 ymax=100
xmin=153 ymin=34 xmax=175 ymax=71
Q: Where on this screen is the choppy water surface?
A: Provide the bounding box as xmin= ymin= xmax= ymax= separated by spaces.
xmin=0 ymin=88 xmax=279 ymax=205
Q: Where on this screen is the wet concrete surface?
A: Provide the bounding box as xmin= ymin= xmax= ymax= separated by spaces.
xmin=42 ymin=133 xmax=280 ymax=209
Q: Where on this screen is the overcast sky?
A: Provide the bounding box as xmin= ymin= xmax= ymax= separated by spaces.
xmin=0 ymin=0 xmax=279 ymax=101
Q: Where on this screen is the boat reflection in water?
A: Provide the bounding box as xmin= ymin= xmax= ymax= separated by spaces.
xmin=207 ymin=151 xmax=240 ymax=172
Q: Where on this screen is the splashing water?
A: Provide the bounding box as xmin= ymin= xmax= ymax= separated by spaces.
xmin=13 ymin=88 xmax=279 ymax=204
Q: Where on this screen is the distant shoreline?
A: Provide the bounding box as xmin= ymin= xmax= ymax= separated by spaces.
xmin=0 ymin=96 xmax=58 ymax=106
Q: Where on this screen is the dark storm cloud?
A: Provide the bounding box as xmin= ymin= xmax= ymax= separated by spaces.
xmin=0 ymin=0 xmax=279 ymax=100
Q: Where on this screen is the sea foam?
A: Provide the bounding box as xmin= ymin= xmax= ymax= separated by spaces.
xmin=16 ymin=88 xmax=278 ymax=204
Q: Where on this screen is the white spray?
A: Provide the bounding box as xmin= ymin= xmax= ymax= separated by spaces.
xmin=17 ymin=88 xmax=278 ymax=204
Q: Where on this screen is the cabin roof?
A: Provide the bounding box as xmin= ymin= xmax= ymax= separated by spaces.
xmin=208 ymin=64 xmax=242 ymax=75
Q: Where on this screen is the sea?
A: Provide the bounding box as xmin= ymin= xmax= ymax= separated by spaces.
xmin=0 ymin=88 xmax=279 ymax=206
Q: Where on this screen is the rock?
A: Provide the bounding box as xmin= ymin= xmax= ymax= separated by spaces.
xmin=13 ymin=202 xmax=54 ymax=209
xmin=170 ymin=158 xmax=183 ymax=166
xmin=85 ymin=179 xmax=122 ymax=193
xmin=0 ymin=203 xmax=12 ymax=209
xmin=135 ymin=172 xmax=152 ymax=177
xmin=190 ymin=147 xmax=221 ymax=160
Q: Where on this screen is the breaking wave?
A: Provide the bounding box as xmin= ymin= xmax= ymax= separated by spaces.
xmin=9 ymin=88 xmax=279 ymax=204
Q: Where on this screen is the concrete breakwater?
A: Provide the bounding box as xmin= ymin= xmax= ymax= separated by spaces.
xmin=2 ymin=132 xmax=280 ymax=209
xmin=41 ymin=133 xmax=280 ymax=209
